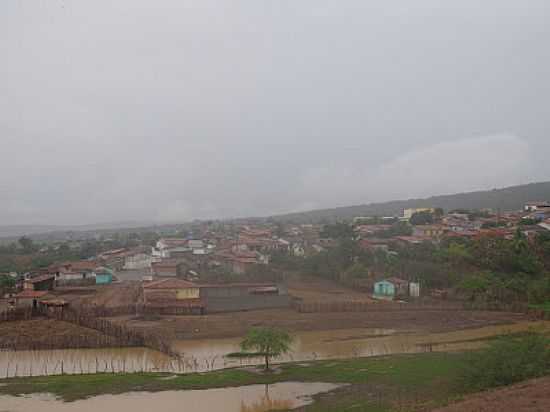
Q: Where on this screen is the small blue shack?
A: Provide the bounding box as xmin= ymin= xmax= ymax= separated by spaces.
xmin=373 ymin=277 xmax=409 ymax=300
xmin=95 ymin=266 xmax=113 ymax=285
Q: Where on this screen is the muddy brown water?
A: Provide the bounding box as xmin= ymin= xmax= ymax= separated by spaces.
xmin=170 ymin=320 xmax=550 ymax=371
xmin=1 ymin=321 xmax=548 ymax=377
xmin=0 ymin=382 xmax=342 ymax=412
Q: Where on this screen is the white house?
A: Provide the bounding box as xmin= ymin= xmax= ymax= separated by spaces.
xmin=524 ymin=201 xmax=550 ymax=212
xmin=123 ymin=253 xmax=156 ymax=270
xmin=292 ymin=243 xmax=305 ymax=257
xmin=152 ymin=238 xmax=190 ymax=258
xmin=188 ymin=239 xmax=204 ymax=250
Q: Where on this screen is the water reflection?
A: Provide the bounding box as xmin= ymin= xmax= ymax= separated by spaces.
xmin=0 ymin=382 xmax=341 ymax=412
xmin=0 ymin=347 xmax=171 ymax=378
xmin=240 ymin=384 xmax=293 ymax=412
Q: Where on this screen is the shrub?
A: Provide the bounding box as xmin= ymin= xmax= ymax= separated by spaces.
xmin=461 ymin=331 xmax=550 ymax=391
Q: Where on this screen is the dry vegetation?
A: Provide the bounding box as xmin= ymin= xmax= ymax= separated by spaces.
xmin=286 ymin=276 xmax=375 ymax=303
xmin=0 ymin=319 xmax=122 ymax=350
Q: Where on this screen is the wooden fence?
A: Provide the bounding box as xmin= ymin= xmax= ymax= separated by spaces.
xmin=0 ymin=307 xmax=37 ymax=322
xmin=0 ymin=305 xmax=177 ymax=356
xmin=48 ymin=307 xmax=178 ymax=357
xmin=291 ymin=299 xmax=465 ymax=313
xmin=74 ymin=304 xmax=142 ymax=318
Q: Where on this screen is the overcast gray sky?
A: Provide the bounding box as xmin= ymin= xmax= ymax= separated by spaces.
xmin=1 ymin=0 xmax=549 ymax=226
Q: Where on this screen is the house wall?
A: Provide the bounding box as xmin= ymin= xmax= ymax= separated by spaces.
xmin=395 ymin=283 xmax=408 ymax=296
xmin=58 ymin=273 xmax=85 ymax=281
xmin=28 ymin=278 xmax=55 ymax=291
xmin=409 ymin=282 xmax=420 ymax=297
xmin=124 ymin=254 xmax=152 ymax=270
xmin=56 ymin=278 xmax=95 ymax=287
xmin=200 ymin=286 xmax=251 ymax=298
xmin=176 ymin=288 xmax=200 ymax=299
xmin=96 ymin=274 xmax=113 ymax=285
xmin=15 ymin=298 xmax=35 ymax=308
xmin=205 ymin=294 xmax=290 ymax=313
xmin=374 ymin=281 xmax=395 ymax=296
xmin=231 ymin=261 xmax=249 ymax=275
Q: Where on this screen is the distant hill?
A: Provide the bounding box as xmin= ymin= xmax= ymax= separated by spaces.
xmin=3 ymin=181 xmax=550 ymax=239
xmin=0 ymin=221 xmax=158 ymax=240
xmin=270 ymin=181 xmax=550 ymax=224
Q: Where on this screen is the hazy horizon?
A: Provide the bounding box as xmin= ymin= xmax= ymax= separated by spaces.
xmin=2 ymin=1 xmax=550 ymax=226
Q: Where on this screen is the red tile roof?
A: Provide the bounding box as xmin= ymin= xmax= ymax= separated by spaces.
xmin=16 ymin=290 xmax=50 ymax=299
xmin=26 ymin=274 xmax=55 ymax=284
xmin=143 ymin=278 xmax=197 ymax=289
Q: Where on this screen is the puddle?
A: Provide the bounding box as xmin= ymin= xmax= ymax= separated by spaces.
xmin=0 ymin=382 xmax=342 ymax=412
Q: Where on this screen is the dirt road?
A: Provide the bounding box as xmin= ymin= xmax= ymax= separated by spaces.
xmin=434 ymin=377 xmax=550 ymax=412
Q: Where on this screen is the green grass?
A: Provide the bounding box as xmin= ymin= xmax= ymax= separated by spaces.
xmin=529 ymin=301 xmax=550 ymax=313
xmin=0 ymin=352 xmax=466 ymax=411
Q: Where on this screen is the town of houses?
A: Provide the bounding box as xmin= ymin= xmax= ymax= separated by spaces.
xmin=3 ymin=200 xmax=550 ymax=315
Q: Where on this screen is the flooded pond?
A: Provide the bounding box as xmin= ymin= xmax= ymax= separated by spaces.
xmin=171 ymin=320 xmax=550 ymax=371
xmin=1 ymin=321 xmax=549 ymax=377
xmin=0 ymin=382 xmax=342 ymax=412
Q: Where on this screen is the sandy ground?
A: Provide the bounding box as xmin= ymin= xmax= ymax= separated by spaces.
xmin=110 ymin=307 xmax=528 ymax=340
xmin=433 ymin=377 xmax=550 ymax=412
xmin=52 ymin=282 xmax=143 ymax=308
xmin=79 ymin=282 xmax=142 ymax=307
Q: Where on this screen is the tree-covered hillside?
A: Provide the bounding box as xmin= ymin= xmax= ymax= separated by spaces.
xmin=271 ymin=181 xmax=550 ymax=223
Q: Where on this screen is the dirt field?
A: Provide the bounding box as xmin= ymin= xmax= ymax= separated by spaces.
xmin=0 ymin=319 xmax=121 ymax=350
xmin=77 ymin=282 xmax=142 ymax=307
xmin=434 ymin=377 xmax=550 ymax=412
xmin=46 ymin=282 xmax=142 ymax=308
xmin=109 ymin=306 xmax=529 ymax=340
xmin=286 ymin=277 xmax=375 ymax=303
xmin=0 ymin=279 xmax=531 ymax=347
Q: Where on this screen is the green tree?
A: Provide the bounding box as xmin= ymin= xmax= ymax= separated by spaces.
xmin=18 ymin=236 xmax=35 ymax=254
xmin=320 ymin=222 xmax=353 ymax=239
xmin=340 ymin=262 xmax=370 ymax=282
xmin=458 ymin=272 xmax=491 ymax=301
xmin=528 ymin=277 xmax=550 ymax=304
xmin=240 ymin=327 xmax=293 ymax=370
xmin=0 ymin=274 xmax=16 ymax=294
xmin=409 ymin=211 xmax=434 ymax=225
xmin=443 ymin=242 xmax=472 ymax=264
xmin=378 ymin=222 xmax=412 ymax=238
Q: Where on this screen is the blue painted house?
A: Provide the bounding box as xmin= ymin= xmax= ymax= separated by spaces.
xmin=95 ymin=267 xmax=113 ymax=285
xmin=373 ymin=277 xmax=409 ymax=299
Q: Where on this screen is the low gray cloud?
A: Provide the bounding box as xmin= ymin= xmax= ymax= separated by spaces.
xmin=1 ymin=1 xmax=549 ymax=225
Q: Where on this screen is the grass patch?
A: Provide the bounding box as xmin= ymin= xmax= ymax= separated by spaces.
xmin=226 ymin=351 xmax=267 ymax=358
xmin=529 ymin=301 xmax=550 ymax=313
